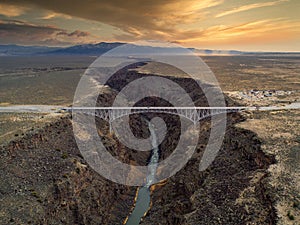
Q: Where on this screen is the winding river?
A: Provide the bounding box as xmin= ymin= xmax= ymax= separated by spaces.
xmin=125 ymin=122 xmax=159 ymax=225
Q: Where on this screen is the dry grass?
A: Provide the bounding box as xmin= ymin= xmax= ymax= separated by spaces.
xmin=237 ymin=109 xmax=300 ymax=224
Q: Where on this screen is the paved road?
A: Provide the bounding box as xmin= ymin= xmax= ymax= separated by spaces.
xmin=0 ymin=102 xmax=299 ymax=113
xmin=0 ymin=105 xmax=65 ymax=113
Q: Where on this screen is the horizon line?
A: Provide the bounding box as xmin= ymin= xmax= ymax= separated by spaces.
xmin=1 ymin=42 xmax=300 ymax=54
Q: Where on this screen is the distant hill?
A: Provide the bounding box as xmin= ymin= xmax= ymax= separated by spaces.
xmin=0 ymin=44 xmax=60 ymax=56
xmin=48 ymin=42 xmax=125 ymax=55
xmin=192 ymin=48 xmax=243 ymax=55
xmin=46 ymin=42 xmax=244 ymax=56
xmin=48 ymin=42 xmax=198 ymax=56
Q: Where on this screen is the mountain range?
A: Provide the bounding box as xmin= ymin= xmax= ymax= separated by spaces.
xmin=0 ymin=42 xmax=298 ymax=56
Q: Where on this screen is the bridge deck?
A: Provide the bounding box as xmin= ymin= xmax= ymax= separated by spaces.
xmin=67 ymin=106 xmax=254 ymax=110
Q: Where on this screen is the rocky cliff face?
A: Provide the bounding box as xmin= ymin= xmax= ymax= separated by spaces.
xmin=141 ymin=113 xmax=276 ymax=225
xmin=0 ymin=116 xmax=136 ymax=225
xmin=0 ymin=63 xmax=276 ymax=224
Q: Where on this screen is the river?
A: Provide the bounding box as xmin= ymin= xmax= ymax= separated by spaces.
xmin=125 ymin=122 xmax=159 ymax=225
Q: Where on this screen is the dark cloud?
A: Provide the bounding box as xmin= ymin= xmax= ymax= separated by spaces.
xmin=0 ymin=19 xmax=94 ymax=45
xmin=57 ymin=30 xmax=89 ymax=37
xmin=0 ymin=0 xmax=222 ymax=41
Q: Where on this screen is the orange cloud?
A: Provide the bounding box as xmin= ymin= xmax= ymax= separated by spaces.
xmin=41 ymin=12 xmax=72 ymax=20
xmin=0 ymin=3 xmax=27 ymax=17
xmin=215 ymin=0 xmax=289 ymax=18
xmin=0 ymin=0 xmax=223 ymax=37
xmin=175 ymin=19 xmax=300 ymax=46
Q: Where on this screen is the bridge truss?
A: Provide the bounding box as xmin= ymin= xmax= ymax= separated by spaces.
xmin=67 ymin=106 xmax=253 ymax=132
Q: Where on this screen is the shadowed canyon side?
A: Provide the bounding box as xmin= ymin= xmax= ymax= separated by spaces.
xmin=0 ymin=116 xmax=136 ymax=224
xmin=0 ymin=64 xmax=277 ymax=224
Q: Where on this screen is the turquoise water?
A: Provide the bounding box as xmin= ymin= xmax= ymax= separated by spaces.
xmin=125 ymin=187 xmax=151 ymax=224
xmin=125 ymin=122 xmax=159 ymax=225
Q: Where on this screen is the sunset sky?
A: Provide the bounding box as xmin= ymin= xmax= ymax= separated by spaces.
xmin=0 ymin=0 xmax=299 ymax=51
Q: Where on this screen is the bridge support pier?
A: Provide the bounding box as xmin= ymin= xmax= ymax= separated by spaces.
xmin=193 ymin=120 xmax=198 ymax=129
xmin=109 ymin=120 xmax=112 ymax=134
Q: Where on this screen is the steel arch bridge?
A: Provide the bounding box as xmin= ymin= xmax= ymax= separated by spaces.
xmin=66 ymin=106 xmax=253 ymax=132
